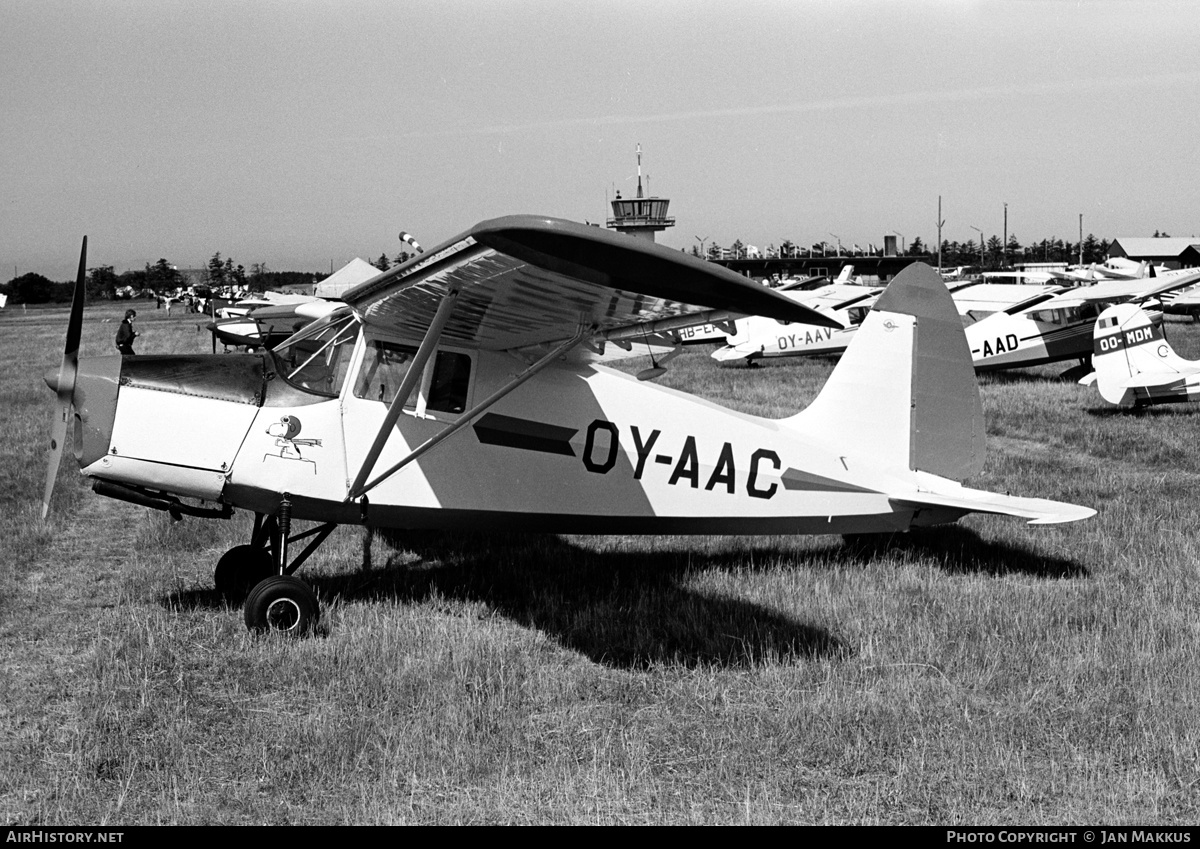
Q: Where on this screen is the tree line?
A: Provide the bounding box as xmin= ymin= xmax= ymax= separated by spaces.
xmin=698 ymin=233 xmax=1119 ymax=269
xmin=0 ymin=243 xmax=425 ymax=305
xmin=1 ymin=252 xmax=322 ymax=305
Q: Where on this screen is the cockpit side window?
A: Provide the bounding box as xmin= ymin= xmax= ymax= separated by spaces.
xmin=355 ymin=340 xmax=418 ymax=403
xmin=353 ymin=338 xmax=473 ymax=415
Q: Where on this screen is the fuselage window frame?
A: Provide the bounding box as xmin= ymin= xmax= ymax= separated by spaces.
xmin=350 ymin=333 xmax=475 ymax=422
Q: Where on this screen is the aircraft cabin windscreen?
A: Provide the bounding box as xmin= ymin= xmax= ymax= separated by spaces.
xmin=272 ymin=313 xmax=358 ymax=397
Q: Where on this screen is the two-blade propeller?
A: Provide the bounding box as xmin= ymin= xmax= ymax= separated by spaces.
xmin=41 ymin=236 xmax=88 ymax=518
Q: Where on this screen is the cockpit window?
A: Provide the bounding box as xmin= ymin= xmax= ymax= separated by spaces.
xmin=272 ymin=313 xmax=357 ymax=397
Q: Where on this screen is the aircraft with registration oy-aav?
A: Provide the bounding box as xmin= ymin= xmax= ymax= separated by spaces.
xmin=709 ymin=274 xmax=884 ymax=363
xmin=675 ymin=265 xmax=864 ymax=349
xmin=1081 ymin=302 xmax=1200 ymax=408
xmin=43 ymin=217 xmax=1095 ymax=636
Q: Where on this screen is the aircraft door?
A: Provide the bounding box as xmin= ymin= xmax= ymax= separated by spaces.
xmin=340 ymin=335 xmax=475 ymax=508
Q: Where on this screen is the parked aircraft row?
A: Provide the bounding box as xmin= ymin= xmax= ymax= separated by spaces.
xmin=206 ymin=260 xmax=382 ymax=352
xmin=695 ymin=264 xmax=1200 ymax=375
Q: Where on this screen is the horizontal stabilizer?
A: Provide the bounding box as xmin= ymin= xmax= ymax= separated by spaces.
xmin=711 ymin=345 xmax=756 ymax=362
xmin=1118 ymin=370 xmax=1200 ymax=389
xmin=891 ymin=479 xmax=1097 ymax=525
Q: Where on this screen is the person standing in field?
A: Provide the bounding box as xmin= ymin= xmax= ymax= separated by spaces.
xmin=116 ymin=309 xmax=138 ymax=355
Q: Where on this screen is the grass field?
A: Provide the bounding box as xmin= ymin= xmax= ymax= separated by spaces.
xmin=2 ymin=299 xmax=1200 ymax=825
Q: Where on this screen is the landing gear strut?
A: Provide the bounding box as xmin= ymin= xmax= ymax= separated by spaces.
xmin=213 ymin=494 xmax=337 ymax=636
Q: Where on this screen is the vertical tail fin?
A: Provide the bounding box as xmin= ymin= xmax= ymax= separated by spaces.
xmin=787 ymin=262 xmax=984 ymax=482
xmin=1092 ymin=303 xmax=1195 ymax=406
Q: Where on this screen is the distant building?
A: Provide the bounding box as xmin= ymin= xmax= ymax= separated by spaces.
xmin=1108 ymin=238 xmax=1200 ymax=269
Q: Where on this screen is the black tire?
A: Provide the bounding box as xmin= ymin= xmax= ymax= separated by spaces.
xmin=214 ymin=545 xmax=274 ymax=601
xmin=244 ymin=575 xmax=320 ymax=636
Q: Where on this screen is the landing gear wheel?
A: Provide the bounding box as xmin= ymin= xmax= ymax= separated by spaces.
xmin=214 ymin=545 xmax=274 ymax=601
xmin=244 ymin=575 xmax=319 ymax=636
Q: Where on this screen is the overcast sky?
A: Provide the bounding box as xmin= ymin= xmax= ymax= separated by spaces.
xmin=3 ymin=0 xmax=1198 ymax=279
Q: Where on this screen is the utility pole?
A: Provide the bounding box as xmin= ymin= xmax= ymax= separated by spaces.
xmin=936 ymin=196 xmax=945 ymax=273
xmin=1003 ymin=202 xmax=1008 ymax=268
xmin=970 ymin=225 xmax=983 ymax=270
xmin=1079 ymin=214 xmax=1084 ymax=266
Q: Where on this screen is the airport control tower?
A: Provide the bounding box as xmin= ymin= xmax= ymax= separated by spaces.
xmin=606 ymin=145 xmax=675 ymax=242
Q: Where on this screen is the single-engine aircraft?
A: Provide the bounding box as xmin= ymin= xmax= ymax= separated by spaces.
xmin=44 ymin=219 xmax=1095 ymax=636
xmin=710 ymin=282 xmax=883 ymax=363
xmin=676 ymin=265 xmax=862 ymax=348
xmin=965 ymin=270 xmax=1200 ymax=373
xmin=1081 ymin=302 xmax=1200 ymax=407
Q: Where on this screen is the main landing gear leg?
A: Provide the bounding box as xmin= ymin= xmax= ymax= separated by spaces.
xmin=214 ymin=493 xmax=337 ymax=636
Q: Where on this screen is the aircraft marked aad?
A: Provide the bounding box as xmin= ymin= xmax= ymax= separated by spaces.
xmin=965 ymin=270 xmax=1200 ymax=372
xmin=44 ymin=217 xmax=1094 ymax=636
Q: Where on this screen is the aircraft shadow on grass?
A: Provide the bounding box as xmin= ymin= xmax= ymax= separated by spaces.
xmin=831 ymin=524 xmax=1088 ymax=579
xmin=168 ymin=525 xmax=1085 ymax=669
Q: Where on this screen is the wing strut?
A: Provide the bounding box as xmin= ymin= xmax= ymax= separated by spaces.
xmin=346 ymin=286 xmax=461 ymax=500
xmin=346 ymin=326 xmax=590 ymax=501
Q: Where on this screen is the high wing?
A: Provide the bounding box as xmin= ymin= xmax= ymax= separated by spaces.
xmin=341 ymin=215 xmax=841 ymax=352
xmin=950 ymin=282 xmax=1066 ymax=322
xmin=1051 ymin=270 xmax=1200 ymax=307
xmin=787 ymin=283 xmax=883 ymax=312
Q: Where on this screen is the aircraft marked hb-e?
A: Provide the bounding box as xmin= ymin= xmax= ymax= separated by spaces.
xmin=44 ymin=217 xmax=1094 ymax=636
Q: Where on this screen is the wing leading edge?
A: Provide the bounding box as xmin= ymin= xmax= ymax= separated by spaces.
xmin=341 ymin=215 xmax=842 ymax=350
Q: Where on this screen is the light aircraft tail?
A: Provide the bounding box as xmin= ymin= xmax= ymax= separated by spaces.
xmin=789 ymin=262 xmax=984 ymax=482
xmin=788 ymin=262 xmax=1093 ymax=524
xmin=1090 ymin=302 xmax=1200 ymax=407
